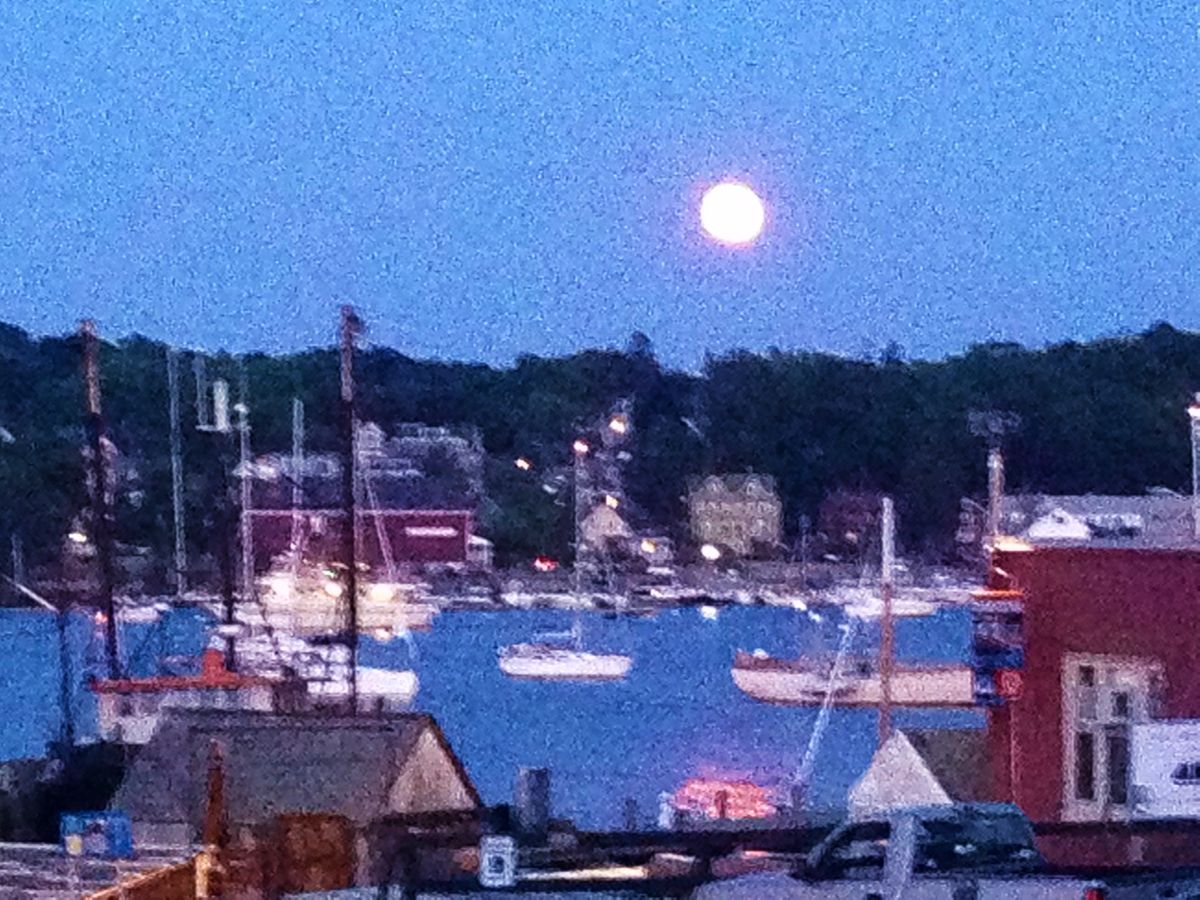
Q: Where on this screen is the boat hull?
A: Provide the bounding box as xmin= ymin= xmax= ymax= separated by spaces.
xmin=499 ymin=651 xmax=632 ymax=681
xmin=732 ymin=664 xmax=974 ymax=707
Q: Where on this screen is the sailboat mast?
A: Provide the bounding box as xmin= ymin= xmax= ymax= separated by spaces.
xmin=237 ymin=363 xmax=254 ymax=604
xmin=877 ymin=496 xmax=896 ymax=748
xmin=81 ymin=320 xmax=119 ymax=679
xmin=339 ymin=306 xmax=361 ymax=713
xmin=167 ymin=348 xmax=188 ymax=595
xmin=290 ymin=399 xmax=304 ymax=555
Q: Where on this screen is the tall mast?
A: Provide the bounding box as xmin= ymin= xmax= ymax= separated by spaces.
xmin=167 ymin=348 xmax=188 ymax=595
xmin=81 ymin=320 xmax=119 ymax=679
xmin=339 ymin=306 xmax=361 ymax=712
xmin=237 ymin=362 xmax=254 ymax=604
xmin=290 ymin=398 xmax=305 ymax=556
xmin=877 ymin=496 xmax=895 ymax=748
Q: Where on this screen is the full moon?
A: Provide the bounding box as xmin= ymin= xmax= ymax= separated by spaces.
xmin=700 ymin=182 xmax=766 ymax=246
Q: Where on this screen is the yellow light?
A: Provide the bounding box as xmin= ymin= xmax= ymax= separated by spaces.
xmin=323 ymin=581 xmax=344 ymax=598
xmin=67 ymin=531 xmax=88 ymax=545
xmin=700 ymin=543 xmax=721 ymax=562
xmin=700 ymin=182 xmax=766 ymax=246
xmin=640 ymin=539 xmax=657 ymax=554
xmin=368 ymin=583 xmax=395 ymax=603
xmin=605 ymin=495 xmax=620 ymax=509
xmin=608 ymin=416 xmax=628 ymax=435
xmin=572 ymin=439 xmax=590 ymax=455
xmin=992 ymin=537 xmax=1035 ymax=553
xmin=515 ymin=457 xmax=532 ymax=471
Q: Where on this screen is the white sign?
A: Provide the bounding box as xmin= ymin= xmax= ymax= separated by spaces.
xmin=478 ymin=834 xmax=517 ymax=888
xmin=405 ymin=526 xmax=459 ymax=538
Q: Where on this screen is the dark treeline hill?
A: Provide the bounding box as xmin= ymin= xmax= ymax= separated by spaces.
xmin=2 ymin=321 xmax=1199 ymax=576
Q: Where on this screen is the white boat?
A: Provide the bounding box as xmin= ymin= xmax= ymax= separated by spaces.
xmin=498 ymin=621 xmax=631 ymax=682
xmin=228 ymin=631 xmax=420 ymax=709
xmin=731 ymin=651 xmax=974 ymax=707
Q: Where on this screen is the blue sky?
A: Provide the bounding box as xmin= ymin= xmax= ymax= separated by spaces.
xmin=2 ymin=2 xmax=1198 ymax=366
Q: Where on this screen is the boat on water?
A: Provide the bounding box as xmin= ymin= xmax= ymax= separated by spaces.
xmin=498 ymin=621 xmax=632 ymax=681
xmin=731 ymin=650 xmax=974 ymax=707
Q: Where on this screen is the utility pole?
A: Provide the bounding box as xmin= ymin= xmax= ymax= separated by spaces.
xmin=290 ymin=398 xmax=305 ymax=558
xmin=167 ymin=348 xmax=188 ymax=595
xmin=878 ymin=496 xmax=895 ymax=749
xmin=968 ymin=410 xmax=1021 ymax=557
xmin=81 ymin=320 xmax=119 ymax=680
xmin=340 ymin=306 xmax=362 ymax=713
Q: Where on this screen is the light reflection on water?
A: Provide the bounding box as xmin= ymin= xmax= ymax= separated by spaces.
xmin=0 ymin=603 xmax=982 ymax=828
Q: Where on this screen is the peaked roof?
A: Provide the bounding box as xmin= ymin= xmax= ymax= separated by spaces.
xmin=110 ymin=710 xmax=480 ymax=832
xmin=1002 ymin=493 xmax=1197 ymax=549
xmin=903 ymin=728 xmax=989 ymax=803
xmin=688 ymin=473 xmax=779 ymax=496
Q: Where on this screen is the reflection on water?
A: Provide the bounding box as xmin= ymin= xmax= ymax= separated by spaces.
xmin=1 ymin=603 xmax=982 ymax=828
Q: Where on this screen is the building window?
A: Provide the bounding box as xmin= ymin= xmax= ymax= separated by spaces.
xmin=1106 ymin=728 xmax=1129 ymax=805
xmin=1171 ymin=762 xmax=1200 ymax=785
xmin=1078 ymin=666 xmax=1098 ymax=721
xmin=1111 ymin=692 xmax=1130 ymax=720
xmin=1075 ymin=732 xmax=1096 ymax=801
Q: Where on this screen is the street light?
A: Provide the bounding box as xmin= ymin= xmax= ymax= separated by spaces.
xmin=515 ymin=457 xmax=532 ymax=471
xmin=67 ymin=531 xmax=89 ymax=545
xmin=604 ymin=494 xmax=620 ymax=509
xmin=608 ymin=415 xmax=629 ymax=436
xmin=572 ymin=439 xmax=590 ymax=456
xmin=1188 ymin=394 xmax=1200 ymax=541
xmin=700 ymin=543 xmax=721 ymax=562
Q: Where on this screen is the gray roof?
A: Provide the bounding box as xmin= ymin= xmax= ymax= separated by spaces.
xmin=111 ymin=710 xmax=477 ymax=834
xmin=1001 ymin=493 xmax=1199 ymax=549
xmin=904 ymin=728 xmax=989 ymax=803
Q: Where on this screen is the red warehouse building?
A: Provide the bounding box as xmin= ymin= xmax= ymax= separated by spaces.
xmin=249 ymin=509 xmax=475 ymax=571
xmin=984 ymin=539 xmax=1200 ymax=866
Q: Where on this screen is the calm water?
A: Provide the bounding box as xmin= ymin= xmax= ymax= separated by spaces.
xmin=0 ymin=603 xmax=980 ymax=828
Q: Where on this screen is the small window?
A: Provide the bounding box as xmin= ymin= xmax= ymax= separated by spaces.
xmin=1106 ymin=729 xmax=1130 ymax=805
xmin=1079 ymin=665 xmax=1096 ymax=687
xmin=1075 ymin=732 xmax=1096 ymax=801
xmin=1171 ymin=762 xmax=1200 ymax=785
xmin=1111 ymin=692 xmax=1130 ymax=720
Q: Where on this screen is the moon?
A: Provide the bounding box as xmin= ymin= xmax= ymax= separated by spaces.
xmin=700 ymin=182 xmax=766 ymax=246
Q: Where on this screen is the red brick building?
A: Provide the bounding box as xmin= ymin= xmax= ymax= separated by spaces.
xmin=984 ymin=543 xmax=1200 ymax=865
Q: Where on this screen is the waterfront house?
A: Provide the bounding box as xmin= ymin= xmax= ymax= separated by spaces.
xmin=110 ymin=709 xmax=481 ymax=848
xmin=687 ymin=475 xmax=782 ymax=558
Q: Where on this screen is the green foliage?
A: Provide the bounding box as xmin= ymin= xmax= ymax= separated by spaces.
xmin=3 ymin=322 xmax=1200 ymax=572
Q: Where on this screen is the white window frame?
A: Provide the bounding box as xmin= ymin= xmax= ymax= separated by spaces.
xmin=1061 ymin=652 xmax=1162 ymax=822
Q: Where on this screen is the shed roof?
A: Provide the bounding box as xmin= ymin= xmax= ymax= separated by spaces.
xmin=110 ymin=710 xmax=479 ymax=834
xmin=904 ymin=728 xmax=989 ymax=803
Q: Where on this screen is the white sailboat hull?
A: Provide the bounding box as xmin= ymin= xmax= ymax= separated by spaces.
xmin=732 ymin=662 xmax=974 ymax=707
xmin=499 ymin=648 xmax=632 ymax=681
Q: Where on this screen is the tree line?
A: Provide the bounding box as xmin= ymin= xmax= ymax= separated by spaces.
xmin=2 ymin=320 xmax=1199 ymax=580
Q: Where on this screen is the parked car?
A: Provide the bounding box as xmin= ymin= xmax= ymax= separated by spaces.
xmin=692 ymin=803 xmax=1200 ymax=899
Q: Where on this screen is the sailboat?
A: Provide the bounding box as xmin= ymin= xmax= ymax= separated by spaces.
xmin=731 ymin=500 xmax=973 ymax=709
xmin=498 ymin=617 xmax=632 ymax=681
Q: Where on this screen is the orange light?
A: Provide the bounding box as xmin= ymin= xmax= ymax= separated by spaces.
xmin=672 ymin=778 xmax=776 ymax=820
xmin=605 ymin=495 xmax=620 ymax=509
xmin=515 ymin=457 xmax=532 ymax=471
xmin=572 ymin=439 xmax=590 ymax=455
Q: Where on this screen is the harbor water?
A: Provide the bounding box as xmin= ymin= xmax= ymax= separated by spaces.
xmin=0 ymin=603 xmax=981 ymax=828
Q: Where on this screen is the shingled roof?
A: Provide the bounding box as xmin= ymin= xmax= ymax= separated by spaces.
xmin=110 ymin=710 xmax=480 ymax=837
